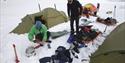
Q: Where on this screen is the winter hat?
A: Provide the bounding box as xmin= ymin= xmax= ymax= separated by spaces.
xmin=35 ymin=21 xmax=42 ymax=30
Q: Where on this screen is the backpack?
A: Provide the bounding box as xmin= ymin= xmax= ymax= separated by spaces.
xmin=52 ymin=46 xmax=72 ymax=63
xmin=39 ymin=46 xmax=72 ymax=63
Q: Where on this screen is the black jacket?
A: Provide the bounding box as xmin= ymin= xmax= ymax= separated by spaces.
xmin=67 ymin=0 xmax=83 ymax=18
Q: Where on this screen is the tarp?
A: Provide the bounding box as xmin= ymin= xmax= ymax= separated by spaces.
xmin=10 ymin=7 xmax=68 ymax=34
xmin=90 ymin=22 xmax=125 ymax=63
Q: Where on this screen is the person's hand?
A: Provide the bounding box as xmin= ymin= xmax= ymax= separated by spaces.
xmin=33 ymin=38 xmax=41 ymax=43
xmin=33 ymin=39 xmax=44 ymax=45
xmin=38 ymin=40 xmax=46 ymax=45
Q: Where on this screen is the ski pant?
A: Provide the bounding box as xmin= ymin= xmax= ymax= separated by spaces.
xmin=70 ymin=17 xmax=79 ymax=35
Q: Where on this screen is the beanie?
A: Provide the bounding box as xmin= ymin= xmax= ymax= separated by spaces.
xmin=35 ymin=21 xmax=42 ymax=30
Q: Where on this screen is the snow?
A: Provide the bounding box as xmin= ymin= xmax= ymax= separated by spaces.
xmin=0 ymin=0 xmax=125 ymax=63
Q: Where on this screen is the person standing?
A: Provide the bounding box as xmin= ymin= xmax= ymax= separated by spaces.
xmin=67 ymin=0 xmax=83 ymax=35
xmin=94 ymin=3 xmax=100 ymax=16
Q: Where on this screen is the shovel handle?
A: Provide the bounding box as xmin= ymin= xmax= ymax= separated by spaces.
xmin=13 ymin=44 xmax=20 ymax=63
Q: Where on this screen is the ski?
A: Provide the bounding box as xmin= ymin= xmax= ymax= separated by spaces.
xmin=13 ymin=44 xmax=20 ymax=63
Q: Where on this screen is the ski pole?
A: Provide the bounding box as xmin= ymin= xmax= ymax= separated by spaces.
xmin=13 ymin=44 xmax=20 ymax=63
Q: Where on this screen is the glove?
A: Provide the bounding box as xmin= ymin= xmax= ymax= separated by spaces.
xmin=33 ymin=39 xmax=42 ymax=43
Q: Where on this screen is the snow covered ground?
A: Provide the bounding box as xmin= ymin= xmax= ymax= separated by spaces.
xmin=0 ymin=0 xmax=125 ymax=63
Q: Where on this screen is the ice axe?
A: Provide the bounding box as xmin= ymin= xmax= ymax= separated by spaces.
xmin=13 ymin=44 xmax=20 ymax=63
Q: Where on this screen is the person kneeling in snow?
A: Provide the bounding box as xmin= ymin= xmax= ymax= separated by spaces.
xmin=28 ymin=20 xmax=51 ymax=48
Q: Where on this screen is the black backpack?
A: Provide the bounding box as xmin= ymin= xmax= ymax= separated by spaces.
xmin=51 ymin=46 xmax=72 ymax=63
xmin=39 ymin=46 xmax=72 ymax=63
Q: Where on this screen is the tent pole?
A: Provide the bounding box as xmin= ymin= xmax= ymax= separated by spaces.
xmin=38 ymin=3 xmax=41 ymax=12
xmin=36 ymin=0 xmax=41 ymax=12
xmin=54 ymin=3 xmax=57 ymax=10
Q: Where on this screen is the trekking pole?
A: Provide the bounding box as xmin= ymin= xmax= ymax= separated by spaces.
xmin=113 ymin=5 xmax=116 ymax=18
xmin=13 ymin=44 xmax=20 ymax=63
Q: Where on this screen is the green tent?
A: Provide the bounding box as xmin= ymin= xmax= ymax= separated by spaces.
xmin=10 ymin=7 xmax=68 ymax=34
xmin=90 ymin=22 xmax=125 ymax=63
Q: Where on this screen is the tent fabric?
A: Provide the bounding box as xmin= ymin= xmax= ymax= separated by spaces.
xmin=90 ymin=22 xmax=125 ymax=63
xmin=90 ymin=51 xmax=125 ymax=63
xmin=10 ymin=7 xmax=68 ymax=34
